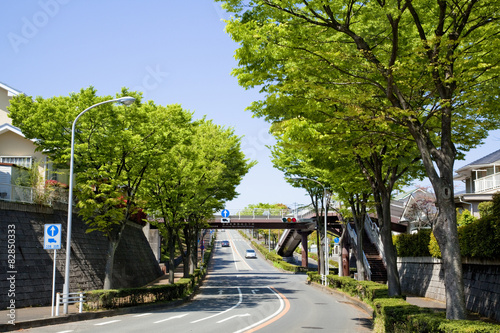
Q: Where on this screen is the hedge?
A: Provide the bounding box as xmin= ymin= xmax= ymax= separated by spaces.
xmin=306 ymin=272 xmax=500 ymax=332
xmin=84 ymin=236 xmax=214 ymax=310
xmin=393 ymin=229 xmax=432 ymax=257
xmin=429 ymin=215 xmax=500 ymax=259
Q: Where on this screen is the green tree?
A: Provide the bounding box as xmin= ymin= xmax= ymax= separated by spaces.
xmin=141 ymin=118 xmax=254 ymax=280
xmin=217 ymin=0 xmax=500 ymax=319
xmin=8 ymin=87 xmax=166 ymax=289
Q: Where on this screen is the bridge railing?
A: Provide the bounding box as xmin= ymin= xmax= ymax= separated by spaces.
xmin=219 ymin=208 xmax=314 ymax=220
xmin=346 ymin=223 xmax=372 ymax=281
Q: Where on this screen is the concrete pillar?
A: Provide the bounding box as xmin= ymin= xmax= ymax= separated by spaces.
xmin=301 ymin=231 xmax=309 ymax=267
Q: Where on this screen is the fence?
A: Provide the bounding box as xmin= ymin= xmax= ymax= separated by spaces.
xmin=0 ymin=183 xmax=68 ymax=205
xmin=225 ymin=207 xmax=316 ymax=220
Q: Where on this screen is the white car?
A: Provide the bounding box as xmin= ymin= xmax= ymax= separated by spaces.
xmin=245 ymin=249 xmax=257 ymax=259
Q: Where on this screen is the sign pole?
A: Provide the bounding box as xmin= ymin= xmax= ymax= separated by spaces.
xmin=44 ymin=224 xmax=61 ymax=317
xmin=51 ymin=249 xmax=57 ymax=316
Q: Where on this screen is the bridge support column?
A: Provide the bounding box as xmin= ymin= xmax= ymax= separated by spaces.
xmin=300 ymin=231 xmax=308 ymax=267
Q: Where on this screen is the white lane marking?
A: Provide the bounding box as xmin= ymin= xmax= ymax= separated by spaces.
xmin=227 ymin=231 xmax=253 ymax=271
xmin=190 ymin=287 xmax=242 ymax=323
xmin=56 ymin=331 xmax=73 ymax=333
xmin=95 ymin=320 xmax=120 ymax=326
xmin=133 ymin=313 xmax=152 ymax=317
xmin=217 ymin=313 xmax=251 ymax=323
xmin=154 ymin=313 xmax=188 ymax=324
xmin=233 ymin=286 xmax=285 ymax=333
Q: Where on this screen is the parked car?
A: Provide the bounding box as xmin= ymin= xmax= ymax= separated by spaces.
xmin=221 ymin=240 xmax=230 ymax=247
xmin=245 ymin=249 xmax=257 ymax=258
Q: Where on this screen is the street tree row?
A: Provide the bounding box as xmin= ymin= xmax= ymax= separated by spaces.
xmin=9 ymin=87 xmax=255 ymax=288
xmin=217 ymin=0 xmax=500 ymax=320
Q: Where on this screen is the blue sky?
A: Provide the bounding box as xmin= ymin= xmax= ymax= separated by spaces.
xmin=2 ymin=1 xmax=499 ymax=210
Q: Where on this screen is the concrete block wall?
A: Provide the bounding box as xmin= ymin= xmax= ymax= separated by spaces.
xmin=0 ymin=201 xmax=162 ymax=309
xmin=398 ymin=257 xmax=500 ymax=322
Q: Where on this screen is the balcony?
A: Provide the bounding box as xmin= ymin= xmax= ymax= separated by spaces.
xmin=474 ymin=172 xmax=500 ymax=193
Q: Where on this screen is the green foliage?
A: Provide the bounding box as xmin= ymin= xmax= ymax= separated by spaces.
xmin=492 ymin=192 xmax=500 ymax=218
xmin=459 ymin=216 xmax=500 ymax=259
xmin=85 ymin=283 xmax=189 ymax=310
xmin=8 ymin=86 xmax=253 ymax=288
xmin=430 ymin=212 xmax=500 ymax=259
xmin=218 ymin=0 xmax=500 ymax=317
xmin=457 ymin=208 xmax=478 ymax=226
xmin=429 ymin=232 xmax=442 ymax=258
xmin=393 ymin=230 xmax=432 ymax=257
xmin=478 ymin=201 xmax=494 ymax=218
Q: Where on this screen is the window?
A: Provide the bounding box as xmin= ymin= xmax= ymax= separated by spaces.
xmin=0 ymin=156 xmax=32 ymax=169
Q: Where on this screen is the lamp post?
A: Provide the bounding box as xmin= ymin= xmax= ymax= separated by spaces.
xmin=63 ymin=96 xmax=135 ymax=314
xmin=290 ymin=177 xmax=328 ymax=286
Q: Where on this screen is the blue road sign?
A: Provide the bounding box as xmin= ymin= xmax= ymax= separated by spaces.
xmin=47 ymin=225 xmax=59 ymax=237
xmin=221 ymin=209 xmax=230 ymax=218
xmin=44 ymin=224 xmax=62 ymax=250
xmin=334 ymin=237 xmax=340 ymax=244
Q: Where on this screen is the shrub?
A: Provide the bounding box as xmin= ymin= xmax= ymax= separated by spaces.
xmin=393 ymin=229 xmax=432 ymax=257
xmin=307 ymin=272 xmax=500 ymax=332
xmin=428 ymin=231 xmax=441 ymax=258
xmin=457 ymin=208 xmax=477 ymax=226
xmin=478 ymin=201 xmax=493 ymax=218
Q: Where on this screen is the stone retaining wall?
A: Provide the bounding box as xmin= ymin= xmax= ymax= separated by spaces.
xmin=398 ymin=257 xmax=500 ymax=322
xmin=0 ymin=201 xmax=162 ymax=309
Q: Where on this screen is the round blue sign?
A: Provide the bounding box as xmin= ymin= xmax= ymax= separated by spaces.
xmin=221 ymin=209 xmax=230 ymax=217
xmin=334 ymin=237 xmax=340 ymax=244
xmin=48 ymin=225 xmax=59 ymax=237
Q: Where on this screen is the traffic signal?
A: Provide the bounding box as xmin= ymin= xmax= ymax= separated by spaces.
xmin=281 ymin=217 xmax=297 ymax=223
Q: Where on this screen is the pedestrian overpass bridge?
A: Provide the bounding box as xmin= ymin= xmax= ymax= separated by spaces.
xmin=206 ymin=209 xmax=342 ymax=267
xmin=206 ymin=208 xmax=405 ymax=283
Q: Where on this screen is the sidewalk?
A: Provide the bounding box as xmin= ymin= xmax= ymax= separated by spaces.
xmin=0 ymin=264 xmax=186 ymax=332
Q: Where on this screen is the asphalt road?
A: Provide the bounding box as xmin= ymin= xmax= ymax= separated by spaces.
xmin=21 ymin=230 xmax=372 ymax=333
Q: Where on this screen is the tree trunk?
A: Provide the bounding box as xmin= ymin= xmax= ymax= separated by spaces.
xmin=168 ymin=230 xmax=175 ymax=284
xmin=177 ymin=232 xmax=190 ymax=278
xmin=379 ymin=192 xmax=401 ymax=296
xmin=408 ymin=117 xmax=466 ymax=319
xmin=432 ymin=179 xmax=466 ymax=319
xmin=103 ymin=222 xmax=126 ymax=290
xmin=353 ymin=214 xmax=365 ymax=281
xmin=103 ymin=239 xmax=118 ymax=290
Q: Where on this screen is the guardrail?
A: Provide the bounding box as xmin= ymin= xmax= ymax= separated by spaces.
xmin=55 ymin=292 xmax=85 ymax=316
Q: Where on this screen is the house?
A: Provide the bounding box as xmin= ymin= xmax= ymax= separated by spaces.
xmin=0 ymin=81 xmax=68 ymax=202
xmin=391 ymin=188 xmax=436 ymax=234
xmin=453 ymin=148 xmax=500 ymax=217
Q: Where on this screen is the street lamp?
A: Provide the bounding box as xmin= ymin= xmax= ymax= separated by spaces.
xmin=290 ymin=177 xmax=329 ymax=286
xmin=63 ymin=96 xmax=135 ymax=314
